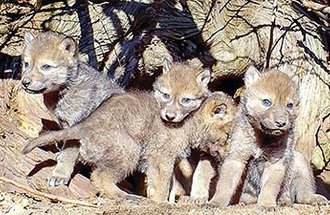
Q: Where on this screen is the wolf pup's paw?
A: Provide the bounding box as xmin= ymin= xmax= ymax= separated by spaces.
xmin=308 ymin=194 xmax=329 ymax=206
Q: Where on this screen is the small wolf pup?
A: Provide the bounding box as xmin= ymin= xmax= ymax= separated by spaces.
xmin=209 ymin=66 xmax=328 ymax=208
xmin=21 ymin=31 xmax=124 ymax=186
xmin=22 ymin=91 xmax=236 ymax=202
xmin=22 ymin=92 xmax=158 ymax=198
xmin=169 ymin=92 xmax=237 ymax=203
xmin=190 ymin=92 xmax=236 ymax=202
xmin=153 ymin=58 xmax=215 ymax=202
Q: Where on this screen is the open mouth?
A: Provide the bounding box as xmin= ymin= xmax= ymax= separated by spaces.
xmin=260 ymin=123 xmax=283 ymax=136
xmin=161 ymin=117 xmax=184 ymax=128
xmin=23 ymin=87 xmax=47 ymax=94
xmin=270 ymin=129 xmax=283 ymax=136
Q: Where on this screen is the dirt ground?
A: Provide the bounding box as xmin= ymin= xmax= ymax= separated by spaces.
xmin=0 ymin=190 xmax=329 ymax=215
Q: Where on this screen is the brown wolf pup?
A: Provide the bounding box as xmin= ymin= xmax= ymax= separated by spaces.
xmin=22 ymin=92 xmax=235 ymax=202
xmin=21 ymin=31 xmax=124 ymax=186
xmin=169 ymin=92 xmax=236 ymax=203
xmin=22 ymin=92 xmax=161 ymax=198
xmin=209 ymin=66 xmax=328 ymax=209
xmin=154 ymin=58 xmax=214 ymax=202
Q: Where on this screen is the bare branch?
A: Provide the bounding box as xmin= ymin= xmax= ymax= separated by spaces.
xmin=0 ymin=176 xmax=97 ymax=208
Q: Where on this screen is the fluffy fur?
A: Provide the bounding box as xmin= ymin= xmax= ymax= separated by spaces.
xmin=21 ymin=31 xmax=124 ymax=186
xmin=209 ymin=66 xmax=328 ymax=208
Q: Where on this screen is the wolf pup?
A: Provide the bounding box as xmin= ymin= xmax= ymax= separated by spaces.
xmin=169 ymin=92 xmax=236 ymax=203
xmin=209 ymin=66 xmax=328 ymax=209
xmin=21 ymin=31 xmax=124 ymax=186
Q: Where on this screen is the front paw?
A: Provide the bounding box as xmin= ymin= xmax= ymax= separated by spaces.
xmin=308 ymin=194 xmax=329 ymax=206
xmin=47 ymin=167 xmax=71 ymax=186
xmin=146 ymin=185 xmax=155 ymax=198
xmin=47 ymin=175 xmax=70 ymax=187
xmin=278 ymin=195 xmax=292 ymax=206
xmin=207 ymin=198 xmax=228 ymax=208
xmin=178 ymin=196 xmax=208 ymax=205
xmin=257 ymin=200 xmax=278 ymax=212
xmin=257 ymin=205 xmax=279 ymax=212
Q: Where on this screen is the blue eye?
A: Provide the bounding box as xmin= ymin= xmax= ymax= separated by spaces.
xmin=41 ymin=64 xmax=52 ymax=71
xmin=262 ymin=99 xmax=272 ymax=107
xmin=155 ymin=89 xmax=171 ymax=101
xmin=182 ymin=97 xmax=192 ymax=104
xmin=287 ymin=102 xmax=293 ymax=109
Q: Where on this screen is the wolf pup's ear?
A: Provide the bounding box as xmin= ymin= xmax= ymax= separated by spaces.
xmin=24 ymin=31 xmax=36 ymax=46
xmin=59 ymin=37 xmax=77 ymax=57
xmin=244 ymin=65 xmax=261 ymax=86
xmin=162 ymin=57 xmax=173 ymax=74
xmin=196 ymin=68 xmax=211 ymax=87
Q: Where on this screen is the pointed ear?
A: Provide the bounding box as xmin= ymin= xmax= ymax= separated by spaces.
xmin=59 ymin=37 xmax=77 ymax=57
xmin=162 ymin=57 xmax=172 ymax=74
xmin=196 ymin=68 xmax=211 ymax=87
xmin=24 ymin=31 xmax=35 ymax=46
xmin=290 ymin=74 xmax=300 ymax=88
xmin=244 ymin=65 xmax=260 ymax=86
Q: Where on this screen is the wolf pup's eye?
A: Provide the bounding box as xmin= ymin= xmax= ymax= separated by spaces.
xmin=213 ymin=104 xmax=227 ymax=115
xmin=181 ymin=97 xmax=193 ymax=106
xmin=24 ymin=62 xmax=29 ymax=68
xmin=162 ymin=92 xmax=170 ymax=101
xmin=262 ymin=99 xmax=272 ymax=107
xmin=155 ymin=89 xmax=170 ymax=102
xmin=41 ymin=64 xmax=52 ymax=71
xmin=287 ymin=102 xmax=293 ymax=109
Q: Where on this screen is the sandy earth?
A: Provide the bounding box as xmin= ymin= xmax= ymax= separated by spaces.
xmin=0 ymin=191 xmax=329 ymax=215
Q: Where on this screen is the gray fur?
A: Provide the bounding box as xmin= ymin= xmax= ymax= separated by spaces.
xmin=209 ymin=69 xmax=297 ymax=208
xmin=209 ymin=68 xmax=328 ymax=208
xmin=54 ymin=62 xmax=124 ymax=128
xmin=21 ymin=31 xmax=124 ymax=186
xmin=22 ymin=92 xmax=236 ymax=202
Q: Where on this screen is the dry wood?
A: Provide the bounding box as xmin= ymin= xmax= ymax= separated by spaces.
xmin=301 ymin=0 xmax=330 ymax=14
xmin=0 ymin=176 xmax=97 ymax=208
xmin=0 ymin=80 xmax=94 ymax=199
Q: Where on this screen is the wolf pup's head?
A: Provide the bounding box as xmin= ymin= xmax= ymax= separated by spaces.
xmin=153 ymin=59 xmax=211 ymax=123
xmin=197 ymin=91 xmax=237 ymax=158
xmin=21 ymin=31 xmax=78 ymax=94
xmin=242 ymin=66 xmax=299 ymax=136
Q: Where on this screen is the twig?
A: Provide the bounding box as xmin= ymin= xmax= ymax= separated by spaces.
xmin=0 ymin=176 xmax=97 ymax=208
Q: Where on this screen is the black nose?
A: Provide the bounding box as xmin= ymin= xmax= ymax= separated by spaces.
xmin=22 ymin=78 xmax=31 ymax=88
xmin=165 ymin=114 xmax=175 ymax=121
xmin=275 ymin=120 xmax=286 ymax=128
